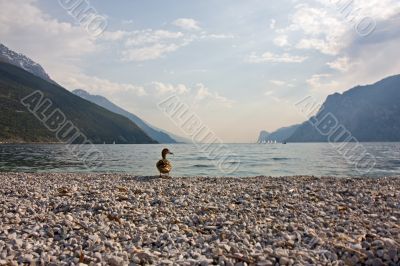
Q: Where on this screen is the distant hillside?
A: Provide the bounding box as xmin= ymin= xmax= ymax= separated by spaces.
xmin=287 ymin=75 xmax=400 ymax=142
xmin=158 ymin=129 xmax=190 ymax=144
xmin=0 ymin=43 xmax=53 ymax=83
xmin=73 ymin=89 xmax=181 ymax=143
xmin=0 ymin=62 xmax=157 ymax=144
xmin=257 ymin=130 xmax=270 ymax=143
xmin=258 ymin=124 xmax=300 ymax=143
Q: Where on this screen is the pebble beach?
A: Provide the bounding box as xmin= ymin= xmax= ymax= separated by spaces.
xmin=0 ymin=173 xmax=399 ymax=265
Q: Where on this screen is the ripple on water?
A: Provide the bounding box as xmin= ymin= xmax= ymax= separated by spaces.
xmin=271 ymin=157 xmax=290 ymax=161
xmin=192 ymin=164 xmax=211 ymax=168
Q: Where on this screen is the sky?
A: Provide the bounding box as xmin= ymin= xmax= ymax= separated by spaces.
xmin=0 ymin=0 xmax=399 ymax=143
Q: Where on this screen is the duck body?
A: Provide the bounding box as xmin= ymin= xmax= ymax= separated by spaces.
xmin=156 ymin=148 xmax=173 ymax=177
xmin=156 ymin=159 xmax=172 ymax=174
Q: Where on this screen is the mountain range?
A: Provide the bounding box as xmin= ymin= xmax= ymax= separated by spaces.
xmin=0 ymin=61 xmax=157 ymax=144
xmin=1 ymin=43 xmax=400 ymax=144
xmin=72 ymin=89 xmax=183 ymax=143
xmin=260 ymin=75 xmax=400 ymax=143
xmin=257 ymin=124 xmax=300 ymax=143
xmin=287 ymin=75 xmax=400 ymax=142
xmin=0 ymin=43 xmax=189 ymax=144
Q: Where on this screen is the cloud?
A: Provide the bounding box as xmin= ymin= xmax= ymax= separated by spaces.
xmin=297 ymin=38 xmax=341 ymax=55
xmin=121 ymin=43 xmax=184 ymax=61
xmin=201 ymin=33 xmax=234 ymax=39
xmin=103 ymin=26 xmax=232 ymax=62
xmin=101 ymin=30 xmax=129 ymax=41
xmin=289 ymin=6 xmax=347 ymax=55
xmin=102 ymin=28 xmax=195 ymax=62
xmin=101 ymin=29 xmax=190 ymax=62
xmin=152 ymin=82 xmax=190 ymax=95
xmin=173 ymin=18 xmax=201 ymax=31
xmin=247 ymin=52 xmax=307 ymax=63
xmin=195 ymin=83 xmax=234 ymax=107
xmin=269 ymin=80 xmax=286 ymax=86
xmin=279 ymin=1 xmax=400 ymax=55
xmin=306 ymin=74 xmax=340 ymax=92
xmin=0 ymin=0 xmax=232 ymax=69
xmin=327 ymin=56 xmax=352 ymax=72
xmin=290 ymin=6 xmax=341 ymax=36
xmin=62 ymin=73 xmax=146 ymax=97
xmin=263 ymin=90 xmax=287 ymax=103
xmin=318 ymin=23 xmax=400 ymax=94
xmin=273 ymin=0 xmax=400 ymax=96
xmin=121 ymin=19 xmax=134 ymax=25
xmin=273 ymin=35 xmax=290 ymax=47
xmin=0 ymin=0 xmax=98 ymax=77
xmin=0 ymin=0 xmax=97 ymax=57
xmin=269 ymin=19 xmax=276 ymax=30
xmin=151 ymin=82 xmax=233 ymax=108
xmin=316 ymin=0 xmax=400 ymax=21
xmin=124 ymin=30 xmax=184 ymax=46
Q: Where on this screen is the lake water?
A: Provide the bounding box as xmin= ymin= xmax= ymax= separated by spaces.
xmin=0 ymin=143 xmax=399 ymax=177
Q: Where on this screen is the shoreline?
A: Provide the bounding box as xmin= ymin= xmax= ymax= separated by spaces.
xmin=0 ymin=173 xmax=399 ymax=265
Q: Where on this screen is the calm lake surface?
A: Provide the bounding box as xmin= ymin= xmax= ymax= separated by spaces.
xmin=0 ymin=143 xmax=399 ymax=177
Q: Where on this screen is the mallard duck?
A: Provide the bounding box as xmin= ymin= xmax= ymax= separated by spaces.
xmin=156 ymin=148 xmax=173 ymax=177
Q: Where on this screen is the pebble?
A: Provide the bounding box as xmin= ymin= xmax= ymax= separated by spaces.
xmin=279 ymin=256 xmax=290 ymax=265
xmin=106 ymin=255 xmax=123 ymax=266
xmin=0 ymin=173 xmax=398 ymax=265
xmin=13 ymin=239 xmax=23 ymax=247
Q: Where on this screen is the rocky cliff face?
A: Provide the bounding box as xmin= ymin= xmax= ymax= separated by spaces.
xmin=0 ymin=43 xmax=53 ymax=83
xmin=287 ymin=75 xmax=400 ymax=142
xmin=257 ymin=124 xmax=301 ymax=143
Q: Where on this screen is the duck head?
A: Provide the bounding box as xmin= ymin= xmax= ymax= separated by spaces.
xmin=162 ymin=148 xmax=173 ymax=159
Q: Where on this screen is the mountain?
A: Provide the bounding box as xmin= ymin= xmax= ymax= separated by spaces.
xmin=72 ymin=89 xmax=183 ymax=143
xmin=257 ymin=130 xmax=270 ymax=143
xmin=0 ymin=43 xmax=53 ymax=83
xmin=258 ymin=124 xmax=300 ymax=143
xmin=287 ymin=75 xmax=400 ymax=142
xmin=156 ymin=128 xmax=190 ymax=144
xmin=0 ymin=62 xmax=157 ymax=144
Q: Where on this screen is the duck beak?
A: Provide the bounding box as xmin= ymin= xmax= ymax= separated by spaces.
xmin=169 ymin=152 xmax=174 ymax=155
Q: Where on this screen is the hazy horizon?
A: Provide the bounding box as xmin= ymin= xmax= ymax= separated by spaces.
xmin=1 ymin=0 xmax=399 ymax=142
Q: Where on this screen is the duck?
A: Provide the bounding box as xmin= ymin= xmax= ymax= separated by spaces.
xmin=156 ymin=148 xmax=173 ymax=178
